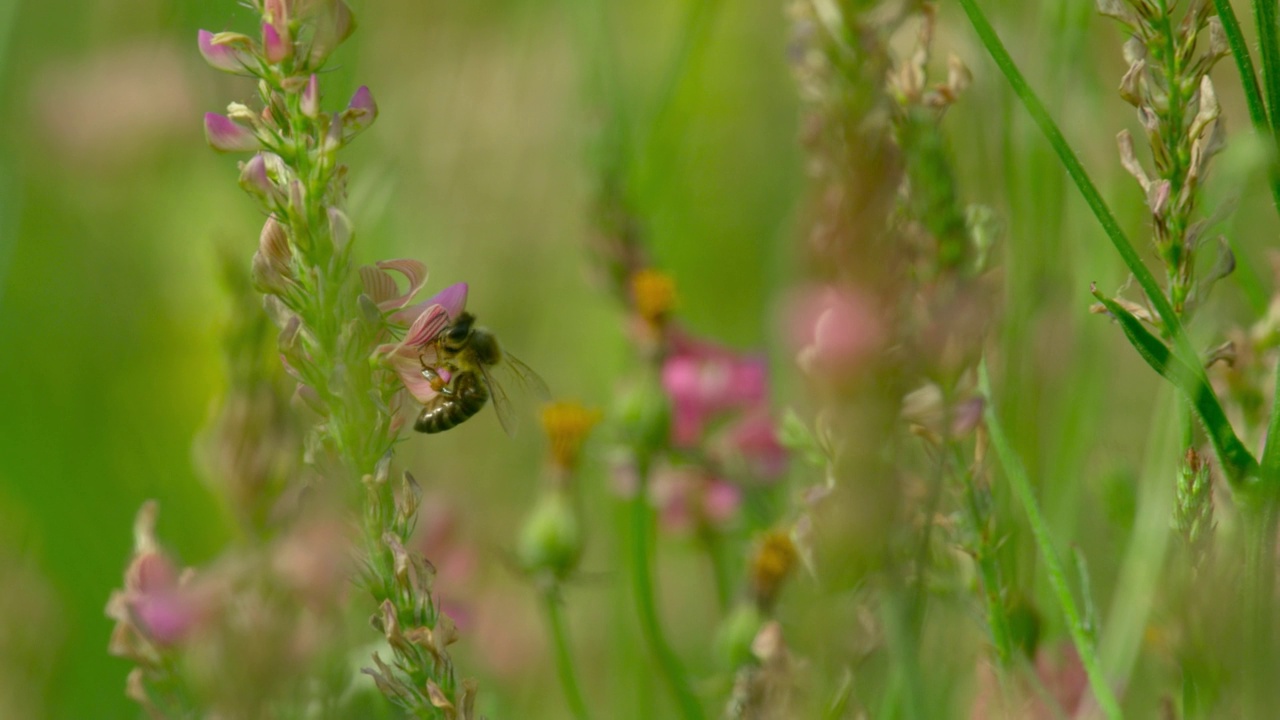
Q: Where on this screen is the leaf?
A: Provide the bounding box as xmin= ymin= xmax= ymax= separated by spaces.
xmin=1091 ymin=286 xmax=1257 ymax=486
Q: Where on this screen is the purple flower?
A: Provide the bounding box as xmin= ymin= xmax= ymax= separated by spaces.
xmin=204 ymin=112 xmax=259 ymax=152
xmin=342 ymin=85 xmax=378 ymax=135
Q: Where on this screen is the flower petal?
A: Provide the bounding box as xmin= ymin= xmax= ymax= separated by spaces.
xmin=262 ymin=22 xmax=291 ymax=64
xmin=392 ymin=355 xmax=439 ymax=404
xmin=391 ymin=282 xmax=467 ymax=325
xmin=361 ymin=266 xmax=398 ymax=305
xmin=197 ymin=29 xmax=248 ymax=73
xmin=343 ymin=85 xmax=378 ymax=135
xmin=374 ymin=259 xmax=428 ymax=309
xmin=402 ymin=303 xmax=452 ymax=347
xmin=204 ymin=113 xmax=259 ymax=153
xmin=301 ymin=74 xmax=320 ymax=119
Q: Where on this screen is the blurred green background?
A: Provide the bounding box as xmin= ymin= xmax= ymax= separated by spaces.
xmin=1 ymin=0 xmax=1276 ymax=716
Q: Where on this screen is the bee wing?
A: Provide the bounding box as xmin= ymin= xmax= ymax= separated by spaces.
xmin=503 ymin=351 xmax=551 ymax=401
xmin=478 ymin=351 xmax=550 ymax=437
xmin=478 ymin=362 xmax=518 ymax=437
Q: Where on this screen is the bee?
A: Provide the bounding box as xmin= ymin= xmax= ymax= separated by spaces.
xmin=414 ymin=311 xmax=548 ymax=434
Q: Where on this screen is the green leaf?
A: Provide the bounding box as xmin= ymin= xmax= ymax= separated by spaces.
xmin=1091 ymin=287 xmax=1258 ymax=487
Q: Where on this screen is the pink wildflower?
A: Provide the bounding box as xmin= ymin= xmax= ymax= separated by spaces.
xmin=650 ymin=465 xmax=742 ymax=532
xmin=712 ymin=407 xmax=788 ymax=481
xmin=364 ymin=276 xmax=468 ymax=403
xmin=106 ymin=503 xmax=211 ymax=651
xmin=661 ymin=333 xmax=768 ymax=447
xmin=789 ymin=285 xmax=881 ymax=379
xmin=204 ymin=112 xmax=259 ymax=152
xmin=197 ymin=30 xmax=248 ymax=73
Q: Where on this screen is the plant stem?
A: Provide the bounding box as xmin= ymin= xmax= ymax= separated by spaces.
xmin=1214 ymin=0 xmax=1269 ymax=133
xmin=629 ymin=458 xmax=706 ymax=720
xmin=1255 ymin=0 xmax=1280 ymax=136
xmin=953 ymin=445 xmax=1014 ymax=666
xmin=979 ymin=362 xmax=1123 ymax=720
xmin=1242 ymin=497 xmax=1279 ymax=712
xmin=543 ymin=590 xmax=592 ymax=720
xmin=696 ymin=523 xmax=732 ymax=612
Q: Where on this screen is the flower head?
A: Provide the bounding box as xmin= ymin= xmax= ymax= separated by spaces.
xmin=631 ymin=268 xmax=677 ymax=326
xmin=372 ymin=281 xmax=469 ymax=403
xmin=540 ymin=401 xmax=602 ymax=472
xmin=662 ymin=333 xmax=768 ymax=447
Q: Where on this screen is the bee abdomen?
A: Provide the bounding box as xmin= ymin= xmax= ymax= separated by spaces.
xmin=414 ymin=371 xmax=490 ymax=433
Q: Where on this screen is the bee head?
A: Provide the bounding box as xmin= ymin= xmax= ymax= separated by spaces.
xmin=441 ymin=312 xmax=476 ymax=353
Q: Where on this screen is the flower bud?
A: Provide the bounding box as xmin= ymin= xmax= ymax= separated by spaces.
xmin=615 ymin=370 xmax=671 ymax=461
xmin=204 ymin=113 xmax=260 ymax=153
xmin=328 ymin=206 xmax=352 ymax=252
xmin=301 ymin=74 xmax=321 ymax=119
xmin=252 ymin=216 xmax=293 ymax=293
xmin=716 ymin=602 xmax=764 ymax=667
xmin=540 ymin=401 xmax=601 ymax=472
xmin=517 ymin=488 xmax=582 ymax=581
xmin=748 ymin=530 xmax=797 ymax=611
xmin=630 ymin=268 xmax=677 ymax=327
xmin=342 ymin=85 xmax=378 ymax=136
xmin=262 ymin=22 xmax=291 ymax=65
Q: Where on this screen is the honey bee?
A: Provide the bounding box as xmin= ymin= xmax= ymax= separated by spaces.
xmin=414 ymin=311 xmax=549 ymax=434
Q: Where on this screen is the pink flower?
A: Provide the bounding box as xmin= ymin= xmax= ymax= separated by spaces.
xmin=197 ymin=30 xmax=248 ymax=73
xmin=106 ymin=503 xmax=211 ymax=651
xmin=262 ymin=22 xmax=292 ymax=64
xmin=129 ymin=588 xmax=206 ymax=646
xmin=650 ymin=465 xmax=742 ymax=532
xmin=661 ymin=333 xmax=768 ymax=447
xmin=301 ymin=74 xmax=320 ymax=118
xmin=789 ymin=285 xmax=881 ymax=379
xmin=204 ymin=112 xmax=259 ymax=152
xmin=712 ymin=407 xmax=788 ymax=481
xmin=370 ymin=280 xmax=468 ymax=403
xmin=342 ymin=85 xmax=377 ymax=135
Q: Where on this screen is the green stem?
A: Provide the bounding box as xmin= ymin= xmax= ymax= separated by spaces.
xmin=1243 ymin=498 xmax=1279 ymax=712
xmin=955 ymin=446 xmax=1014 ymax=666
xmin=696 ymin=523 xmax=732 ymax=612
xmin=1255 ymin=0 xmax=1280 ymax=137
xmin=1212 ymin=0 xmax=1271 ymax=139
xmin=543 ymin=590 xmax=593 ymax=720
xmin=979 ymin=362 xmax=1123 ymax=720
xmin=629 ymin=458 xmax=706 ymax=720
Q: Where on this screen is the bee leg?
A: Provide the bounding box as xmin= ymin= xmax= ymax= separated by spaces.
xmin=420 ymin=364 xmax=452 ymax=394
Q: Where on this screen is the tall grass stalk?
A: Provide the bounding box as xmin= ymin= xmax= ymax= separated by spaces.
xmin=979 ymin=362 xmax=1123 ymax=720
